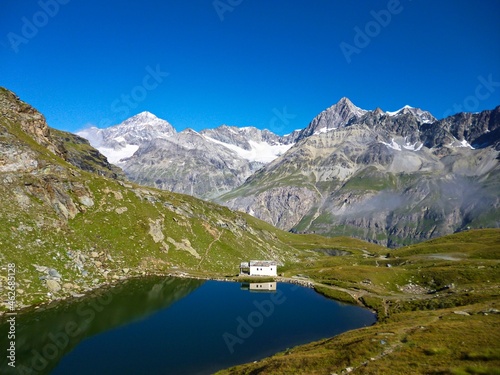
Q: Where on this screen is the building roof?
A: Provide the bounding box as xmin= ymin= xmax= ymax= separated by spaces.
xmin=249 ymin=260 xmax=277 ymax=267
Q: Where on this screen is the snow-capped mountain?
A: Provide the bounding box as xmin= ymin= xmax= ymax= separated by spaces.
xmin=76 ymin=112 xmax=175 ymax=163
xmin=122 ymin=125 xmax=298 ymax=199
xmin=77 ymin=113 xmax=299 ymax=198
xmin=75 ymin=98 xmax=499 ymax=247
xmin=220 ymin=102 xmax=500 ymax=247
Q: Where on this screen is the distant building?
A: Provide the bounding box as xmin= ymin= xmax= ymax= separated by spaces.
xmin=240 ymin=260 xmax=277 ymax=277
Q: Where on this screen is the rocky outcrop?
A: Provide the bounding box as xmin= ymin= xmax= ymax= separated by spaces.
xmin=0 ymin=87 xmax=64 ymax=157
xmin=0 ymin=87 xmax=123 ymax=179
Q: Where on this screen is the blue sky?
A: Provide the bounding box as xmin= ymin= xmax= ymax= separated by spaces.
xmin=1 ymin=0 xmax=499 ymax=135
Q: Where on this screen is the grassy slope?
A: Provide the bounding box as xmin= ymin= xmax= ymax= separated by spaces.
xmin=216 ymin=229 xmax=500 ymax=375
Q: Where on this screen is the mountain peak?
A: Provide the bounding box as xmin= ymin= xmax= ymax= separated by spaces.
xmin=331 ymin=97 xmax=368 ymax=117
xmin=337 ymin=96 xmax=353 ymax=105
xmin=121 ymin=111 xmax=162 ymax=125
xmin=386 ymin=105 xmax=436 ymax=123
xmin=76 ymin=112 xmax=176 ymax=164
xmin=136 ymin=110 xmax=158 ymax=117
xmin=296 ymin=98 xmax=368 ymax=140
xmin=118 ymin=111 xmax=176 ymax=132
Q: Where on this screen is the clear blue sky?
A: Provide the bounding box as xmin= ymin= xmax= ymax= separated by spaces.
xmin=1 ymin=0 xmax=499 ymax=135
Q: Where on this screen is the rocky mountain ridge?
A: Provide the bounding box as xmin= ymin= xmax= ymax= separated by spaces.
xmin=219 ymin=101 xmax=500 ymax=247
xmin=78 ymin=115 xmax=297 ymax=199
xmin=75 ymin=96 xmax=499 ymax=247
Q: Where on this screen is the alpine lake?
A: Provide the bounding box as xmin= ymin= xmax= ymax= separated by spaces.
xmin=0 ymin=276 xmax=376 ymax=374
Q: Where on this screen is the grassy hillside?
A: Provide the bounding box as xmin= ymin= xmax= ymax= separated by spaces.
xmin=216 ymin=228 xmax=500 ymax=374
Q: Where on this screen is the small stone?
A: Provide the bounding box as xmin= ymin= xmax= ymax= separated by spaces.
xmin=33 ymin=264 xmax=48 ymax=273
xmin=91 ymin=252 xmax=99 ymax=258
xmin=63 ymin=283 xmax=73 ymax=290
xmin=48 ymin=269 xmax=61 ymax=278
xmin=94 ymin=261 xmax=102 ymax=268
xmin=454 ymin=311 xmax=470 ymax=316
xmin=46 ymin=279 xmax=61 ymax=292
xmin=122 ymin=268 xmax=130 ymax=274
xmin=79 ymin=196 xmax=94 ymax=207
xmin=17 ymin=289 xmax=24 ymax=295
xmin=115 ymin=207 xmax=128 ymax=214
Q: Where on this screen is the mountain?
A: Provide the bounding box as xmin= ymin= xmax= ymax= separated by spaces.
xmin=75 ymin=97 xmax=499 ymax=247
xmin=79 ymin=117 xmax=296 ymax=199
xmin=292 ymin=98 xmax=435 ymax=142
xmin=295 ymin=97 xmax=369 ymax=139
xmin=219 ymin=99 xmax=500 ymax=247
xmin=77 ymin=111 xmax=176 ymax=164
xmin=0 ymin=86 xmax=324 ymax=310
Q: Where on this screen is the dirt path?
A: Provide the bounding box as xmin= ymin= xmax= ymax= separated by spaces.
xmin=196 ymin=231 xmax=222 ymax=270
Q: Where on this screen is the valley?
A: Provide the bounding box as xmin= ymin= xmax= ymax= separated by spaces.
xmin=0 ymin=87 xmax=499 ymax=374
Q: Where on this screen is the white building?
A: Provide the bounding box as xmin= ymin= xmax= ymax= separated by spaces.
xmin=240 ymin=260 xmax=277 ymax=277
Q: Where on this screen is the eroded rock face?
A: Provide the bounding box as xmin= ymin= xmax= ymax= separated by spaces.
xmin=224 ymin=186 xmax=318 ymax=230
xmin=0 ymin=88 xmax=63 ymax=157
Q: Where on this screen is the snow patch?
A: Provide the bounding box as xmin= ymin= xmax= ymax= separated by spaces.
xmin=204 ymin=136 xmax=293 ymax=163
xmin=386 ymin=105 xmax=413 ymax=116
xmin=458 ymin=139 xmax=475 ymax=149
xmin=97 ymin=144 xmax=140 ymax=164
xmin=314 ymin=127 xmax=336 ymax=135
xmin=402 ymin=142 xmax=423 ymax=151
xmin=379 ymin=138 xmax=402 ymax=151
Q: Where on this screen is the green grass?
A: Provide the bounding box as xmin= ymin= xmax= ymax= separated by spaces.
xmin=216 ymin=229 xmax=500 ymax=374
xmin=341 ymin=167 xmax=397 ymax=192
xmin=314 ymin=285 xmax=357 ymax=304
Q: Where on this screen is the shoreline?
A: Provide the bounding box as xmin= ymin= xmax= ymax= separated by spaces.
xmin=0 ymin=271 xmax=373 ymax=320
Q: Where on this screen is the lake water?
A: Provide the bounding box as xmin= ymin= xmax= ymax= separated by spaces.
xmin=0 ymin=277 xmax=375 ymax=375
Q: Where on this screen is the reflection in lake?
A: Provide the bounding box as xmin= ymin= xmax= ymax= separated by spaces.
xmin=0 ymin=277 xmax=203 ymax=374
xmin=240 ymin=282 xmax=277 ymax=292
xmin=0 ymin=277 xmax=376 ymax=375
